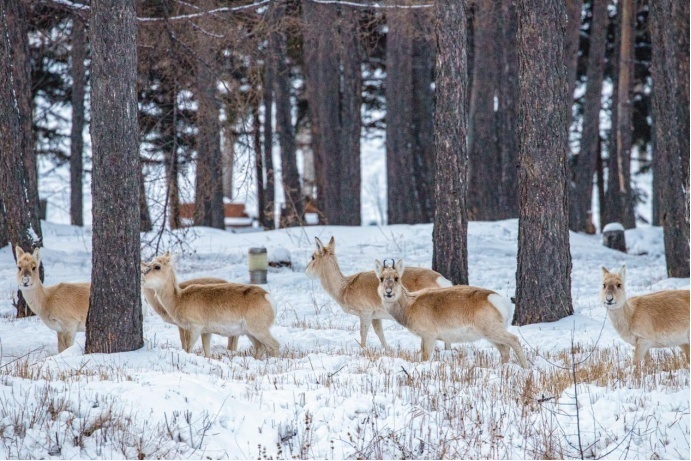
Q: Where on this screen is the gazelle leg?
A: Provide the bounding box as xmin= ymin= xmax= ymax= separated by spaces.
xmin=201 ymin=333 xmax=212 ymax=357
xmin=359 ymin=314 xmax=372 ymax=348
xmin=371 ymin=319 xmax=388 ymax=348
xmin=227 ymin=336 xmax=239 ymax=351
xmin=420 ymin=337 xmax=436 ymax=361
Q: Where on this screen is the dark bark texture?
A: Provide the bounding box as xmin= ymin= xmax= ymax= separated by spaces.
xmin=649 ymin=0 xmax=690 ymax=277
xmin=70 ymin=14 xmax=86 ymax=227
xmin=0 ymin=0 xmax=43 ymax=318
xmin=86 ymin=0 xmax=143 ymax=353
xmin=468 ymin=0 xmax=501 ymax=220
xmin=139 ymin=166 xmax=152 ymax=232
xmin=515 ymin=0 xmax=573 ymax=325
xmin=194 ymin=32 xmax=224 ymax=229
xmin=432 ymin=0 xmax=468 ymax=286
xmin=260 ymin=7 xmax=275 ymax=230
xmin=569 ymin=0 xmax=607 ymax=232
xmin=303 ymin=2 xmax=361 ymax=225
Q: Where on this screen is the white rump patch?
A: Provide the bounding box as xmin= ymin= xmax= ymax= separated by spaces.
xmin=265 ymin=293 xmax=277 ymax=315
xmin=488 ymin=293 xmax=514 ymax=327
xmin=436 ymin=276 xmax=453 ymax=288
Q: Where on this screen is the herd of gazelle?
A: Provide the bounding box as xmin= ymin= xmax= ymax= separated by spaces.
xmin=12 ymin=238 xmax=690 ymax=369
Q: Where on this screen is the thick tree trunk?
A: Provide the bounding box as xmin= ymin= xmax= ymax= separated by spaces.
xmin=515 ymin=0 xmax=573 ymax=325
xmin=649 ymin=0 xmax=690 ymax=277
xmin=86 ymin=0 xmax=143 ymax=353
xmin=338 ymin=6 xmax=362 ymax=226
xmin=569 ymin=0 xmax=607 ymax=232
xmin=386 ymin=10 xmax=420 ymax=224
xmin=432 ymin=0 xmax=469 ymax=286
xmin=273 ymin=4 xmax=303 ymax=227
xmin=468 ymin=0 xmax=502 ymax=221
xmin=194 ymin=36 xmax=224 ymax=229
xmin=163 ymin=80 xmax=181 ymax=230
xmin=0 ymin=0 xmax=43 ymax=318
xmin=614 ymin=0 xmax=636 ymax=229
xmin=70 ymin=14 xmax=85 ymax=227
xmin=260 ymin=32 xmax=276 ymax=230
xmin=498 ymin=0 xmax=519 ymax=218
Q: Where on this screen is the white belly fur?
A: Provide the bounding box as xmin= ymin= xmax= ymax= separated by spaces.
xmin=437 ymin=325 xmax=483 ymax=344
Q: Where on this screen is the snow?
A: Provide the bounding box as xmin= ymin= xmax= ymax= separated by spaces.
xmin=0 ymin=219 xmax=687 ymax=459
xmin=602 ymin=222 xmax=625 ymax=232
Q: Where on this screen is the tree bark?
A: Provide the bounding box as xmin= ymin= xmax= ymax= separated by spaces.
xmin=565 ymin=0 xmax=582 ymax=106
xmin=498 ymin=0 xmax=519 ymax=218
xmin=86 ymin=0 xmax=143 ymax=353
xmin=649 ymin=0 xmax=690 ymax=277
xmin=569 ymin=0 xmax=607 ymax=232
xmin=139 ymin=166 xmax=152 ymax=232
xmin=0 ymin=0 xmax=43 ymax=318
xmin=468 ymin=0 xmax=502 ymax=221
xmin=260 ymin=28 xmax=276 ymax=230
xmin=193 ymin=33 xmax=224 ymax=229
xmin=70 ymin=14 xmax=86 ymax=227
xmin=273 ymin=3 xmax=303 ymax=227
xmin=515 ymin=0 xmax=573 ymax=325
xmin=432 ymin=0 xmax=469 ymax=286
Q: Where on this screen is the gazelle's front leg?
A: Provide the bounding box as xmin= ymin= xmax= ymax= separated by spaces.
xmin=371 ymin=319 xmax=388 ymax=348
xmin=420 ymin=337 xmax=436 ymax=361
xmin=359 ymin=314 xmax=373 ymax=347
xmin=201 ymin=333 xmax=212 ymax=357
xmin=178 ymin=326 xmax=189 ymax=350
xmin=57 ymin=331 xmax=66 ymax=353
xmin=227 ymin=336 xmax=238 ymax=351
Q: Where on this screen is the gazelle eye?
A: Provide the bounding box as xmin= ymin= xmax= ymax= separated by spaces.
xmin=617 ymin=284 xmax=621 ymax=288
xmin=379 ymin=277 xmax=383 ymax=282
xmin=394 ymin=277 xmax=399 ymax=282
xmin=311 ymin=255 xmax=315 ymax=260
xmin=31 ymin=266 xmax=36 ymax=271
xmin=154 ymin=265 xmax=161 ymax=270
xmin=602 ymin=284 xmax=605 ymax=288
xmin=17 ymin=267 xmax=21 ymax=272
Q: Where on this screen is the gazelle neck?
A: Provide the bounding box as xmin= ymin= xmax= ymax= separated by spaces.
xmin=19 ymin=279 xmax=47 ymax=317
xmin=317 ymin=256 xmax=347 ymax=303
xmin=383 ymin=288 xmax=413 ymax=328
xmin=154 ymin=272 xmax=182 ymax=318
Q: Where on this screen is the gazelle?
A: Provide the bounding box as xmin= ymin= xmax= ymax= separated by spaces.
xmin=141 ymin=252 xmax=279 ymax=358
xmin=305 ymin=236 xmax=452 ymax=348
xmin=14 ymin=246 xmax=90 ymax=352
xmin=601 ymin=266 xmax=690 ymax=365
xmin=141 ymin=256 xmax=238 ymax=351
xmin=375 ymin=259 xmax=529 ymax=368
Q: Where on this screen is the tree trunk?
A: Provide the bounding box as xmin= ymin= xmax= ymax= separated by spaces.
xmin=86 ymin=0 xmax=143 ymax=353
xmin=164 ymin=79 xmax=181 ymax=230
xmin=70 ymin=14 xmax=86 ymax=227
xmin=649 ymin=0 xmax=690 ymax=277
xmin=565 ymin=0 xmax=582 ymax=106
xmin=0 ymin=200 xmax=7 ymax=247
xmin=432 ymin=0 xmax=469 ymax=286
xmin=498 ymin=0 xmax=519 ymax=218
xmin=614 ymin=0 xmax=636 ymax=229
xmin=260 ymin=33 xmax=276 ymax=230
xmin=194 ymin=35 xmax=224 ymax=229
xmin=515 ymin=0 xmax=573 ymax=325
xmin=0 ymin=0 xmax=43 ymax=318
xmin=273 ymin=3 xmax=303 ymax=227
xmin=338 ymin=6 xmax=362 ymax=226
xmin=569 ymin=0 xmax=607 ymax=232
xmin=468 ymin=0 xmax=502 ymax=221
xmin=221 ymin=125 xmax=235 ymax=200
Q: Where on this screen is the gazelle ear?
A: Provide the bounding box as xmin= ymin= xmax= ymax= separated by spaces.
xmin=32 ymin=247 xmax=41 ymax=265
xmin=328 ymin=236 xmax=335 ymax=250
xmin=159 ymin=251 xmax=172 ymax=264
xmin=374 ymin=259 xmax=384 ymax=277
xmin=315 ymin=237 xmax=325 ymax=253
xmin=394 ymin=259 xmax=405 ymax=277
xmin=15 ymin=246 xmax=24 ymax=259
xmin=601 ymin=266 xmax=610 ymax=276
xmin=618 ymin=265 xmax=626 ymax=282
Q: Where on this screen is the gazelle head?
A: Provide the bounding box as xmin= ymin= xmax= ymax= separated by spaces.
xmin=141 ymin=251 xmax=174 ymax=290
xmin=15 ymin=246 xmax=41 ymax=289
xmin=305 ymin=236 xmax=336 ymax=279
xmin=601 ymin=265 xmax=627 ymax=310
xmin=374 ymin=258 xmax=405 ymax=302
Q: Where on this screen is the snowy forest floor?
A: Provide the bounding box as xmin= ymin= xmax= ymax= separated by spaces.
xmin=0 ymin=220 xmax=688 ymax=459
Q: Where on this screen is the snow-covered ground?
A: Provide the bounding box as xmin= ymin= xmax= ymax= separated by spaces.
xmin=0 ymin=219 xmax=688 ymax=459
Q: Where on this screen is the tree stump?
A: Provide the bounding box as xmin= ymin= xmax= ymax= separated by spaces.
xmin=602 ymin=222 xmax=626 ymax=252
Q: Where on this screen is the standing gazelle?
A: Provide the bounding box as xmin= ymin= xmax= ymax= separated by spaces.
xmin=142 ymin=254 xmax=238 ymax=352
xmin=14 ymin=246 xmax=90 ymax=352
xmin=306 ymin=236 xmax=452 ymax=348
xmin=601 ymin=266 xmax=689 ymax=366
xmin=141 ymin=252 xmax=279 ymax=358
xmin=375 ymin=259 xmax=529 ymax=367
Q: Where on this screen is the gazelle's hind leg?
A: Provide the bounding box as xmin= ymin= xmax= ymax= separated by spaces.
xmin=246 ymin=334 xmax=265 ymax=358
xmin=227 ymin=336 xmax=239 ymax=351
xmin=490 ymin=341 xmax=511 ymax=364
xmin=178 ymin=327 xmax=189 ymax=350
xmin=371 ymin=319 xmax=388 ymax=348
xmin=484 ymin=329 xmax=529 ymax=369
xmin=201 ymin=333 xmax=212 ymax=357
xmin=420 ymin=337 xmax=436 ymax=361
xmin=247 ymin=328 xmax=279 ymax=358
xmin=186 ymin=327 xmax=202 ymax=354
xmin=680 ymin=343 xmax=690 ymax=364
xmin=57 ymin=332 xmax=66 ymax=353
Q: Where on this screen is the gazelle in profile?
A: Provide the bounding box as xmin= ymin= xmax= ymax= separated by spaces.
xmin=141 ymin=252 xmax=279 ymax=358
xmin=306 ymin=236 xmax=452 ymax=348
xmin=601 ymin=265 xmax=689 ymax=366
xmin=141 ymin=255 xmax=238 ymax=351
xmin=14 ymin=246 xmax=90 ymax=352
xmin=375 ymin=259 xmax=529 ymax=367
